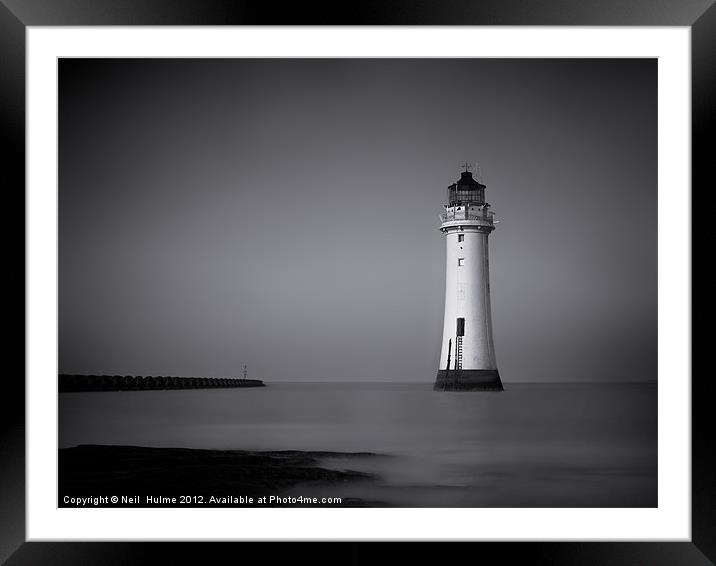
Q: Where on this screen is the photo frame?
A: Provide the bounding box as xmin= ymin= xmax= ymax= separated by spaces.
xmin=5 ymin=0 xmax=707 ymax=563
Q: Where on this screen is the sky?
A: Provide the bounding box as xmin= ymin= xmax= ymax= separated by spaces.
xmin=59 ymin=58 xmax=657 ymax=382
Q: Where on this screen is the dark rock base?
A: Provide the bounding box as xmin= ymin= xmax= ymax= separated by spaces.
xmin=434 ymin=369 xmax=504 ymax=391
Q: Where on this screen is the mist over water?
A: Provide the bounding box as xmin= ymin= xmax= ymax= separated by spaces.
xmin=59 ymin=382 xmax=656 ymax=507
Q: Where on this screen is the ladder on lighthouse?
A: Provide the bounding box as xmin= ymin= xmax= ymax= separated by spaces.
xmin=455 ymin=317 xmax=465 ymax=371
xmin=455 ymin=336 xmax=463 ymax=370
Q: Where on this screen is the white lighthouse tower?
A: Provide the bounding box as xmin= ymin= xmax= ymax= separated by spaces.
xmin=434 ymin=165 xmax=504 ymax=391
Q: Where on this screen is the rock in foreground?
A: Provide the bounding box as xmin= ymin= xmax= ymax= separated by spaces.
xmin=59 ymin=444 xmax=381 ymax=507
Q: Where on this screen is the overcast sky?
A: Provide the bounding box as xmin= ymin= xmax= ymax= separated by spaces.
xmin=59 ymin=58 xmax=656 ymax=382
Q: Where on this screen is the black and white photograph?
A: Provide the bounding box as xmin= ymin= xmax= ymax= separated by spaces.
xmin=57 ymin=57 xmax=658 ymax=509
xmin=1 ymin=0 xmax=707 ymax=559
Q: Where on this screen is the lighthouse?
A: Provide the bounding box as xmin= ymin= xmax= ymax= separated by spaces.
xmin=434 ymin=165 xmax=504 ymax=391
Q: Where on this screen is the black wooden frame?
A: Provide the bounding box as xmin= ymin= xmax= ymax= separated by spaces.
xmin=4 ymin=1 xmax=708 ymax=564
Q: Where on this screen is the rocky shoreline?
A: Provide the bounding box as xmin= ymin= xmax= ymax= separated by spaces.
xmin=59 ymin=444 xmax=382 ymax=507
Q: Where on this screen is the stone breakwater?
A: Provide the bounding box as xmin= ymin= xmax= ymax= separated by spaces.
xmin=59 ymin=373 xmax=265 ymax=393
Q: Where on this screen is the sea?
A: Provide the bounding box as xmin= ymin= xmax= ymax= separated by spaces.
xmin=59 ymin=382 xmax=657 ymax=507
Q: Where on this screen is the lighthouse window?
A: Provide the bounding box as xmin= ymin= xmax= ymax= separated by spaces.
xmin=458 ymin=234 xmax=464 ymax=242
xmin=458 ymin=258 xmax=465 ymax=266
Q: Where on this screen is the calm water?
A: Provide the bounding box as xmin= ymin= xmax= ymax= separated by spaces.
xmin=59 ymin=382 xmax=657 ymax=507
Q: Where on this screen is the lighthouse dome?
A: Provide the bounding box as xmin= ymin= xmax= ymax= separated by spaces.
xmin=453 ymin=171 xmax=485 ymax=189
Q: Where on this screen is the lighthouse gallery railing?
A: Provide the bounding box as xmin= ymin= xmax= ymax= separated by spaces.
xmin=440 ymin=209 xmax=495 ymax=224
